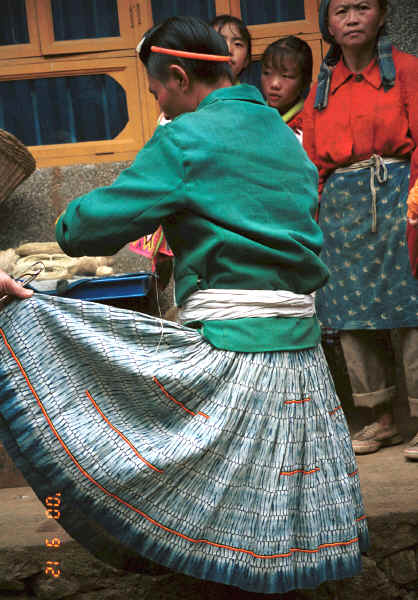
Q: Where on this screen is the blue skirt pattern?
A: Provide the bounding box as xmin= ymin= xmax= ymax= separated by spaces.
xmin=317 ymin=161 xmax=418 ymax=330
xmin=0 ymin=294 xmax=368 ymax=594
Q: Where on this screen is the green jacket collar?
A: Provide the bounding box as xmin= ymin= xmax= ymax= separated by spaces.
xmin=197 ymin=84 xmax=266 ymax=111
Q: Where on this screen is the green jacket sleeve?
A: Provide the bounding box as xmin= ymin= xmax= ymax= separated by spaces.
xmin=56 ymin=127 xmax=185 ymax=257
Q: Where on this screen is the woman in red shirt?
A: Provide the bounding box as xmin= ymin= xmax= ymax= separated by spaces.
xmin=303 ymin=0 xmax=418 ymax=459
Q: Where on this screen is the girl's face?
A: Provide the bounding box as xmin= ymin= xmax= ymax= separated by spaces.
xmin=214 ymin=23 xmax=249 ymax=80
xmin=327 ymin=0 xmax=386 ymax=51
xmin=261 ymin=56 xmax=303 ymax=115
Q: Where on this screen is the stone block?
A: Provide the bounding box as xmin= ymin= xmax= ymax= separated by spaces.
xmin=369 ymin=515 xmax=418 ymax=559
xmin=382 ymin=550 xmax=418 ymax=586
xmin=333 ymin=555 xmax=402 ymax=600
xmin=31 ymin=572 xmax=80 ymax=599
xmin=0 ymin=553 xmax=42 ymax=592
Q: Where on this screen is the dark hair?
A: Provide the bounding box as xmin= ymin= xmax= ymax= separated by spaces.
xmin=261 ymin=36 xmax=313 ymax=93
xmin=138 ymin=16 xmax=233 ymax=84
xmin=210 ymin=14 xmax=252 ymax=62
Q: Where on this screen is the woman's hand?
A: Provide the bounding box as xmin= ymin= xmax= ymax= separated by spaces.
xmin=408 ymin=214 xmax=418 ymax=228
xmin=0 ymin=269 xmax=33 ymax=299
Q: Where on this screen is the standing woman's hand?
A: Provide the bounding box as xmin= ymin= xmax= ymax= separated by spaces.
xmin=0 ymin=269 xmax=33 ymax=299
xmin=407 ymin=180 xmax=418 ymax=228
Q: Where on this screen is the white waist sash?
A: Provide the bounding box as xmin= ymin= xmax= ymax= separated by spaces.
xmin=179 ymin=289 xmax=316 ymax=323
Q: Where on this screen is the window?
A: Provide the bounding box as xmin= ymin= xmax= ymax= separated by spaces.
xmin=229 ymin=0 xmax=319 ymax=36
xmin=0 ymin=0 xmax=324 ymax=167
xmin=0 ymin=0 xmax=41 ymax=59
xmin=151 ymin=0 xmax=216 ymax=23
xmin=0 ymin=0 xmax=149 ymax=166
xmin=239 ymin=0 xmax=307 ymax=27
xmin=36 ymin=0 xmax=138 ymax=54
xmin=1 ymin=0 xmax=30 ymax=45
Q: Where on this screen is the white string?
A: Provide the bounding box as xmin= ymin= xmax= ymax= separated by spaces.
xmin=334 ymin=156 xmax=406 ymax=233
xmin=154 ymin=276 xmax=165 ymax=352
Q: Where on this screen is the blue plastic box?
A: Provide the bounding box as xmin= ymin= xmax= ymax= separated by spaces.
xmin=29 ymin=272 xmax=155 ymax=304
xmin=54 ymin=272 xmax=154 ymax=301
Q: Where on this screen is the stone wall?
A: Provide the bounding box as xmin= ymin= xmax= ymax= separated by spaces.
xmin=0 ymin=162 xmax=176 ymax=304
xmin=1 ymin=162 xmax=137 ymax=270
xmin=387 ymin=0 xmax=418 ymax=56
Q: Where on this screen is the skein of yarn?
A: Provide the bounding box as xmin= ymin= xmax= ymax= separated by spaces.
xmin=1 ymin=242 xmax=114 ymax=280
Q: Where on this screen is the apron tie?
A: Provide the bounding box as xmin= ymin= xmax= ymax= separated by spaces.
xmin=369 ymin=154 xmax=388 ymax=233
xmin=334 ymin=155 xmax=407 ymax=233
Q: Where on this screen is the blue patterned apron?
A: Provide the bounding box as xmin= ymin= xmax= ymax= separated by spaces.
xmin=0 ymin=294 xmax=368 ymax=593
xmin=317 ymin=157 xmax=418 ymax=330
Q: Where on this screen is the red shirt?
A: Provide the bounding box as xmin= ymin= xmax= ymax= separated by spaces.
xmin=302 ymin=47 xmax=418 ymax=275
xmin=287 ymin=112 xmax=303 ymax=136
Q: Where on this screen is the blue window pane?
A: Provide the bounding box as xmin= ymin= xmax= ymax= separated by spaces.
xmin=51 ymin=0 xmax=120 ymax=41
xmin=0 ymin=0 xmax=29 ymax=46
xmin=240 ymin=0 xmax=305 ymax=26
xmin=151 ymin=0 xmax=216 ymax=24
xmin=0 ymin=75 xmax=128 ymax=146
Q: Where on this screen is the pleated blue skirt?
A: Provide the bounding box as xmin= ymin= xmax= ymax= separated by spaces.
xmin=0 ymin=294 xmax=368 ymax=594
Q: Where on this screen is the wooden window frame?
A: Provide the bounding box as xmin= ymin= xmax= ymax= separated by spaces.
xmin=0 ymin=0 xmax=41 ymax=59
xmin=229 ymin=0 xmax=319 ymax=38
xmin=215 ymin=0 xmax=232 ymax=14
xmin=0 ymin=57 xmax=144 ymax=167
xmin=36 ymin=0 xmax=139 ymax=55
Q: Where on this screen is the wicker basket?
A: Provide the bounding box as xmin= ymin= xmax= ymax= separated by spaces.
xmin=0 ymin=129 xmax=36 ymax=205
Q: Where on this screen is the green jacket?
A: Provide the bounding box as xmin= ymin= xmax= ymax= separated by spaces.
xmin=56 ymin=84 xmax=328 ymax=352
